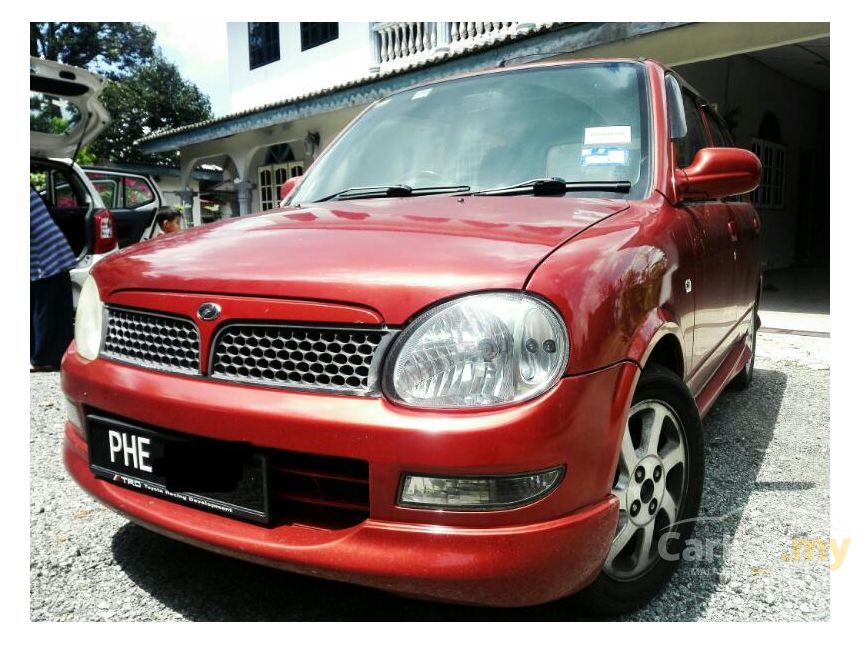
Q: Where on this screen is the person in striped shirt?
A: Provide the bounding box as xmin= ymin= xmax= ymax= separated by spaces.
xmin=30 ymin=186 xmax=77 ymax=372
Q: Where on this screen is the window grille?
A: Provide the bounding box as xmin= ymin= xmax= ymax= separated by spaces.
xmin=750 ymin=138 xmax=786 ymax=209
xmin=248 ymin=23 xmax=280 ymax=69
xmin=300 ymin=23 xmax=339 ymax=51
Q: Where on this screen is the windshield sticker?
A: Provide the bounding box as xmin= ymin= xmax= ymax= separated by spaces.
xmin=411 ymin=88 xmax=433 ymax=100
xmin=581 ymin=147 xmax=629 ymax=167
xmin=584 ymin=125 xmax=632 ymax=145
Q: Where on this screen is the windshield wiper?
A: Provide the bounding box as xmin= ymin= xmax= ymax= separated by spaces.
xmin=314 ymin=184 xmax=471 ymax=203
xmin=467 ymin=177 xmax=632 ymax=197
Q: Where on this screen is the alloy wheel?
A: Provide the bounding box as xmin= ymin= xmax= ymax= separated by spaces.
xmin=604 ymin=399 xmax=688 ymax=581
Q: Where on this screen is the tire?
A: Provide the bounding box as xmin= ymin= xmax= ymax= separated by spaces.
xmin=575 ymin=364 xmax=705 ymax=616
xmin=727 ymin=310 xmax=758 ymax=391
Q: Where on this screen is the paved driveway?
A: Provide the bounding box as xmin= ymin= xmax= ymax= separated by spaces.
xmin=30 ymin=331 xmax=830 ymax=621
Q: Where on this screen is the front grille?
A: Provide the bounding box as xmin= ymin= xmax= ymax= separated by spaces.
xmin=102 ymin=307 xmax=200 ymax=375
xmin=268 ymin=450 xmax=370 ymax=529
xmin=210 ymin=325 xmax=391 ymax=394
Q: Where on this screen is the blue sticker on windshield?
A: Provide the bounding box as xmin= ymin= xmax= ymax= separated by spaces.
xmin=581 ymin=146 xmax=629 ymax=167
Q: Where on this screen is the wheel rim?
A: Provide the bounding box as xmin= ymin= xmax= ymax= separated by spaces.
xmin=604 ymin=399 xmax=688 ymax=581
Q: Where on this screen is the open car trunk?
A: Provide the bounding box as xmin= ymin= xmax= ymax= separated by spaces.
xmin=30 ymin=57 xmax=109 ymax=158
xmin=30 ymin=57 xmax=111 ymax=258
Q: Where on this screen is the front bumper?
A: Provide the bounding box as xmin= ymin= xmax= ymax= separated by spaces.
xmin=62 ymin=349 xmax=637 ymax=606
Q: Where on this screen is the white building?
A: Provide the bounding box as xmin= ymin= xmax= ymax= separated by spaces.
xmin=138 ymin=22 xmax=829 ymax=270
xmin=227 ymin=22 xmax=376 ymax=114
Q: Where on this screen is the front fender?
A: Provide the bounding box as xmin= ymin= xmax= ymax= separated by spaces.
xmin=524 ymin=200 xmax=694 ymax=509
xmin=629 ymin=312 xmax=684 ymax=373
xmin=526 ymin=203 xmax=693 ymax=377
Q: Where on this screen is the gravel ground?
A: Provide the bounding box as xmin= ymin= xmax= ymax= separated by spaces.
xmin=30 ymin=331 xmax=830 ymax=621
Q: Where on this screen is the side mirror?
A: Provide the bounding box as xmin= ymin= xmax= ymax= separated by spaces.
xmin=279 ymin=175 xmax=303 ymax=202
xmin=675 ymin=147 xmax=761 ymax=202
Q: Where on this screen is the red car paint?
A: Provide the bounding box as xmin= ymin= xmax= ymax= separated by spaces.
xmin=62 ymin=59 xmax=760 ymax=607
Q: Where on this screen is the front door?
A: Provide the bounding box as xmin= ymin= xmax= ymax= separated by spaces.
xmin=704 ymin=107 xmax=761 ymax=322
xmin=676 ymin=91 xmax=739 ymax=389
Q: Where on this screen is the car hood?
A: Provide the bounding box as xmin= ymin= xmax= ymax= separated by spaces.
xmin=94 ymin=196 xmax=628 ymax=323
xmin=30 ymin=56 xmax=110 ymax=158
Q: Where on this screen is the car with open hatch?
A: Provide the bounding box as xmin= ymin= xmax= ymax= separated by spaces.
xmin=30 ymin=56 xmax=118 ymax=307
xmin=61 ymin=58 xmax=761 ymax=614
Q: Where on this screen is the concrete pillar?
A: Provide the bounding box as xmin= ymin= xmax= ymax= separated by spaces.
xmin=369 ymin=23 xmax=381 ymax=74
xmin=178 ymin=156 xmax=200 ymax=227
xmin=235 ymin=181 xmax=254 ymax=216
xmin=435 ymin=22 xmax=451 ymax=53
xmin=177 ymin=188 xmax=197 ymax=227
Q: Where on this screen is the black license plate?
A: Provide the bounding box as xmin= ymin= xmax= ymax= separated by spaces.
xmin=86 ymin=414 xmax=269 ymax=524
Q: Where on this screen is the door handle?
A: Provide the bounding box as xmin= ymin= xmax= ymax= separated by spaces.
xmin=727 ymin=220 xmax=739 ymax=242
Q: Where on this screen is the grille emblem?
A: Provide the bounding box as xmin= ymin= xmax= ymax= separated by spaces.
xmin=197 ymin=302 xmax=222 ymax=321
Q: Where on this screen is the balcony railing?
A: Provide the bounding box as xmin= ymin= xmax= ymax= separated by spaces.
xmin=369 ymin=22 xmax=545 ymax=73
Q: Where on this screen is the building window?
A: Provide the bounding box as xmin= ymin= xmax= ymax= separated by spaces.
xmin=750 ymin=138 xmax=786 ymax=209
xmin=248 ymin=22 xmax=280 ymax=70
xmin=300 ymin=23 xmax=339 ymax=51
xmin=258 ymin=162 xmax=304 ymax=211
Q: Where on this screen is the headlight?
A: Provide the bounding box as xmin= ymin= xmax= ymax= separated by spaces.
xmin=384 ymin=292 xmax=569 ymax=408
xmin=74 ymin=275 xmax=104 ymax=360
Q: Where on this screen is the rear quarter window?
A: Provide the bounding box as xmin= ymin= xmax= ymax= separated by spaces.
xmin=88 ymin=175 xmax=120 ymax=209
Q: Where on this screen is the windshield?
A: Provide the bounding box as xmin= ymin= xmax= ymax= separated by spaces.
xmin=291 ymin=62 xmax=651 ymax=204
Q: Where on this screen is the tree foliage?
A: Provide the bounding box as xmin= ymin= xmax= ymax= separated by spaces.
xmin=31 ymin=23 xmax=213 ymax=165
xmin=88 ymin=54 xmax=213 ymax=165
xmin=30 ymin=22 xmax=156 ymax=79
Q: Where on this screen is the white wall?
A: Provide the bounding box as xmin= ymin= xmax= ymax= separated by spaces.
xmin=227 ymin=22 xmax=372 ymax=113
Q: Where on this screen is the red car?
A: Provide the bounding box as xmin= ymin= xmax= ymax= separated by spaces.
xmin=62 ymin=58 xmax=761 ymax=614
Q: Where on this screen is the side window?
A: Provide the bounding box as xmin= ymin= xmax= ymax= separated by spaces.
xmin=50 ymin=168 xmax=85 ymax=208
xmin=675 ymin=93 xmax=709 ymax=168
xmin=123 ymin=176 xmax=155 ymax=208
xmin=87 ymin=173 xmax=119 ymax=208
xmin=704 ymin=108 xmax=732 ymax=147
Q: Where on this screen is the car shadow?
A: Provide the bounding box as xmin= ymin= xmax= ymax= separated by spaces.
xmin=110 ymin=367 xmax=788 ymax=621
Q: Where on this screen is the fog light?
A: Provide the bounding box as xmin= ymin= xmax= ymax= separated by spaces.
xmin=398 ymin=467 xmax=564 ymax=510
